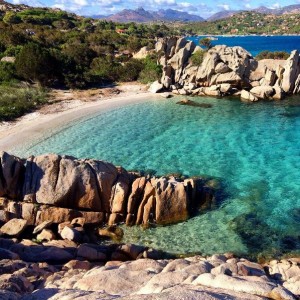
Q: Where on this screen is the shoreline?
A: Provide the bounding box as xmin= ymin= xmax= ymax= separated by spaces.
xmin=0 ymin=85 xmax=158 ymax=152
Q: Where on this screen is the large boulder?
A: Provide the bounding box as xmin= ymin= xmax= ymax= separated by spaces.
xmin=282 ymin=50 xmax=300 ymax=93
xmin=23 ymin=154 xmax=118 ymax=211
xmin=241 ymin=90 xmax=258 ymax=102
xmin=155 ymin=178 xmax=189 ymax=225
xmin=0 ymin=218 xmax=27 ymax=236
xmin=149 ymin=81 xmax=163 ymax=93
xmin=250 ymin=86 xmax=275 ymax=100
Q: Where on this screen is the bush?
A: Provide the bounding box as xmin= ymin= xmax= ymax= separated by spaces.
xmin=3 ymin=12 xmax=21 ymax=24
xmin=4 ymin=45 xmax=23 ymax=57
xmin=138 ymin=55 xmax=162 ymax=84
xmin=119 ymin=59 xmax=144 ymax=82
xmin=88 ymin=55 xmax=121 ymax=83
xmin=0 ymin=84 xmax=47 ymax=121
xmin=0 ymin=62 xmax=17 ymax=82
xmin=15 ymin=43 xmax=59 ymax=85
xmin=256 ymin=50 xmax=290 ymax=60
xmin=199 ymin=37 xmax=212 ymax=49
xmin=190 ymin=49 xmax=205 ymax=66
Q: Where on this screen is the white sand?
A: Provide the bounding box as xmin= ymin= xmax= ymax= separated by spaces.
xmin=0 ymin=91 xmax=157 ymax=152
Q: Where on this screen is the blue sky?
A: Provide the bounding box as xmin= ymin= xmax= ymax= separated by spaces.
xmin=8 ymin=0 xmax=300 ymax=18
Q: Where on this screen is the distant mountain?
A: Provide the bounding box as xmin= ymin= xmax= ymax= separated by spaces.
xmin=207 ymin=10 xmax=240 ymax=21
xmin=155 ymin=9 xmax=204 ymax=22
xmin=208 ymin=4 xmax=300 ymax=21
xmin=96 ymin=7 xmax=204 ymax=23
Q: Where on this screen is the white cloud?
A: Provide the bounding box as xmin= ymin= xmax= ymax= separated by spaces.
xmin=217 ymin=3 xmax=230 ymax=10
xmin=269 ymin=2 xmax=281 ymax=9
xmin=245 ymin=3 xmax=251 ymax=9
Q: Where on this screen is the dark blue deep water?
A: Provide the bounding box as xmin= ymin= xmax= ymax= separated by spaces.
xmin=189 ymin=35 xmax=300 ymax=56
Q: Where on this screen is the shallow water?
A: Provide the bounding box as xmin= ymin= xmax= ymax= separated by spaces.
xmin=13 ymin=96 xmax=300 ymax=257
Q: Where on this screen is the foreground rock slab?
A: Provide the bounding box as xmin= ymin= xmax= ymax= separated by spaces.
xmin=0 ymin=252 xmax=298 ymax=300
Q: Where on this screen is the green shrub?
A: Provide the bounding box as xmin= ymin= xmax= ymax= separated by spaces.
xmin=119 ymin=59 xmax=144 ymax=82
xmin=190 ymin=49 xmax=205 ymax=66
xmin=0 ymin=85 xmax=47 ymax=121
xmin=0 ymin=62 xmax=17 ymax=82
xmin=87 ymin=55 xmax=121 ymax=83
xmin=3 ymin=12 xmax=21 ymax=24
xmin=15 ymin=43 xmax=59 ymax=86
xmin=256 ymin=50 xmax=290 ymax=60
xmin=4 ymin=45 xmax=23 ymax=57
xmin=138 ymin=55 xmax=162 ymax=84
xmin=199 ymin=37 xmax=212 ymax=49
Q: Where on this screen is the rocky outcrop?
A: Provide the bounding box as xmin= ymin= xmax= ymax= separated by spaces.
xmin=149 ymin=37 xmax=300 ymax=101
xmin=0 ymin=241 xmax=298 ymax=300
xmin=0 ymin=152 xmax=218 ymax=227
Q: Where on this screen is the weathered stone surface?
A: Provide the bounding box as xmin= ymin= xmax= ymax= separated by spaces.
xmin=63 ymin=260 xmax=92 ymax=271
xmin=215 ymin=72 xmax=242 ymax=85
xmin=136 ymin=271 xmax=190 ymax=294
xmin=133 ymin=46 xmax=153 ymax=59
xmin=241 ymin=90 xmax=259 ymax=102
xmin=60 ymin=226 xmax=82 ymax=243
xmin=98 ymin=225 xmax=124 ymax=240
xmin=136 ymin=181 xmax=155 ymax=225
xmin=117 ymin=244 xmax=146 ymax=260
xmin=33 ymin=220 xmax=53 ymax=235
xmin=110 ymin=168 xmax=132 ymax=215
xmin=35 ymin=206 xmax=104 ymax=225
xmin=215 ymin=62 xmax=231 ymax=74
xmin=148 ymin=81 xmax=163 ymax=93
xmin=23 ymin=155 xmax=101 ymax=211
xmin=193 ymin=273 xmax=295 ymax=300
xmin=155 ymin=178 xmax=189 ymax=225
xmin=20 ymin=203 xmax=36 ymax=225
xmin=77 ymin=244 xmax=107 ymax=261
xmin=36 ymin=229 xmax=56 ymax=242
xmin=126 ymin=177 xmax=147 ymax=225
xmin=273 ymin=86 xmax=284 ymax=100
xmin=0 ymin=152 xmax=24 ymax=200
xmin=0 ymin=273 xmax=33 ymax=294
xmin=0 ymin=219 xmax=27 ymax=236
xmin=74 ymin=268 xmax=154 ymax=295
xmin=250 ymin=86 xmax=275 ymax=99
xmin=282 ymin=50 xmax=300 ymax=93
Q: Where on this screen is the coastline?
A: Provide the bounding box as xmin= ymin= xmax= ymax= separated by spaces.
xmin=0 ymin=84 xmax=157 ymax=152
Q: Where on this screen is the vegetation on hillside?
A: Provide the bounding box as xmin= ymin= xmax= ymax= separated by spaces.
xmin=255 ymin=50 xmax=290 ymax=60
xmin=0 ymin=5 xmax=176 ymax=120
xmin=0 ymin=84 xmax=47 ymax=121
xmin=183 ymin=11 xmax=300 ymax=35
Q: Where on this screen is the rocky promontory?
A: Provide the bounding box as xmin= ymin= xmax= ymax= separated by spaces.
xmin=149 ymin=37 xmax=300 ymax=101
xmin=0 ymin=151 xmax=217 ymax=230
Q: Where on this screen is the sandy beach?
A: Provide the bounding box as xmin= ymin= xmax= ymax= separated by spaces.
xmin=0 ymin=83 xmax=157 ymax=152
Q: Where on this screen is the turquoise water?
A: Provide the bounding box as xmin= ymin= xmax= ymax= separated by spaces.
xmin=13 ymin=96 xmax=300 ymax=258
xmin=189 ymin=35 xmax=300 ymax=56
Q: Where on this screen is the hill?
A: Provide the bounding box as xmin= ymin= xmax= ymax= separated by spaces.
xmin=208 ymin=4 xmax=300 ymax=21
xmin=96 ymin=7 xmax=204 ymax=23
xmin=184 ymin=11 xmax=300 ymax=35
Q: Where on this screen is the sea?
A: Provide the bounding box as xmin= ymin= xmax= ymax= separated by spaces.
xmin=10 ymin=35 xmax=300 ymax=259
xmin=188 ymin=35 xmax=300 ymax=57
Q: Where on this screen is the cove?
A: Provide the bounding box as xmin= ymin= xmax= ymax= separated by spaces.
xmin=12 ymin=95 xmax=300 ymax=258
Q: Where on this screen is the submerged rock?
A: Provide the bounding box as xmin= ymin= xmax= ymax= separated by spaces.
xmin=176 ymin=98 xmax=213 ymax=108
